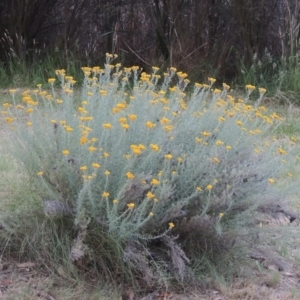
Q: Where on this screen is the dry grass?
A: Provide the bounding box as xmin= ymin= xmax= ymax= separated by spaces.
xmin=0 ymin=272 xmax=120 ymax=300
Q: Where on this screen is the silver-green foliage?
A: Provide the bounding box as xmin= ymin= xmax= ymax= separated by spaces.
xmin=2 ymin=57 xmax=300 ymax=285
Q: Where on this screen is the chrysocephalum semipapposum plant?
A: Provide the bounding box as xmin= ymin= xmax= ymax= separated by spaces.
xmin=2 ymin=53 xmax=299 ymax=287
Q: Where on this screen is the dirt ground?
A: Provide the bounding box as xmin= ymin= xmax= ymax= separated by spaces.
xmin=0 ymin=204 xmax=299 ymax=300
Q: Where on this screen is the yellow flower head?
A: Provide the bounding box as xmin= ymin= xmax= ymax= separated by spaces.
xmin=259 ymin=87 xmax=267 ymax=94
xmin=268 ymin=178 xmax=275 ymax=184
xmin=65 ymin=126 xmax=73 ymax=132
xmin=65 ymin=76 xmax=73 ymax=81
xmin=26 ymin=108 xmax=34 ymax=113
xmin=116 ymin=102 xmax=126 ymax=109
xmin=104 ymin=170 xmax=110 ymax=176
xmin=130 ymin=144 xmax=146 ymax=155
xmin=88 ymin=146 xmax=97 ymax=152
xmin=246 ymin=84 xmax=256 ymax=91
xmin=62 ymin=150 xmax=69 ymax=155
xmin=80 ymin=136 xmax=89 ymax=145
xmin=127 ymin=203 xmax=135 ymax=209
xmin=37 ymin=171 xmax=43 ymax=176
xmin=102 ymin=123 xmax=112 ymax=129
xmin=206 ymin=184 xmax=213 ymax=191
xmin=227 ymin=111 xmax=235 ymax=118
xmin=126 ymin=172 xmax=135 ymax=179
xmin=160 ymin=117 xmax=170 ymax=124
xmin=151 ymin=178 xmax=160 ymax=185
xmin=3 ymin=103 xmax=12 ymax=108
xmin=223 ymin=83 xmax=230 ymax=90
xmin=102 ymin=192 xmax=110 ymax=198
xmin=48 ymin=78 xmax=55 ymax=84
xmin=128 ymin=114 xmax=137 ymax=121
xmin=146 ymin=192 xmax=155 ymax=199
xmin=5 ymin=117 xmax=14 ymax=123
xmin=64 ymin=89 xmax=73 ymax=94
xmin=277 ymin=147 xmax=287 ymax=155
xmin=145 ymin=121 xmax=156 ymax=129
xmin=112 ymin=107 xmax=120 ymax=113
xmin=149 ymin=144 xmax=160 ymax=152
xmin=121 ymin=123 xmax=130 ymax=129
xmin=164 ymin=154 xmax=173 ymax=160
xmin=130 ymin=146 xmax=141 ymax=155
xmin=119 ymin=117 xmax=127 ymax=123
xmin=77 ymin=107 xmax=87 ymax=113
xmin=103 ymin=152 xmax=110 ymax=158
xmin=201 ymin=131 xmax=211 ymax=137
xmin=168 ymin=222 xmax=175 ymax=229
xmin=164 ymin=125 xmax=174 ymax=132
xmin=21 ymin=96 xmax=32 ymax=106
xmin=92 ymin=163 xmax=101 ymax=169
xmin=213 ymin=157 xmax=220 ymax=164
xmin=55 ymin=69 xmax=66 ymax=76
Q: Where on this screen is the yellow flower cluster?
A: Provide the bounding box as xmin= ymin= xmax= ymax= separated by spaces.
xmin=5 ymin=57 xmax=297 ymax=236
xmin=130 ymin=144 xmax=146 ymax=155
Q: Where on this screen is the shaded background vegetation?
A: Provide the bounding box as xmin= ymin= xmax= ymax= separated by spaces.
xmin=0 ymin=0 xmax=300 ymax=91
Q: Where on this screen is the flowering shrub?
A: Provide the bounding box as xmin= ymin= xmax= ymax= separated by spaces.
xmin=1 ymin=54 xmax=300 ymax=287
